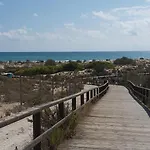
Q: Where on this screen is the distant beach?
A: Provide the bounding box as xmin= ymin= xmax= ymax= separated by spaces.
xmin=0 ymin=51 xmax=150 ymax=61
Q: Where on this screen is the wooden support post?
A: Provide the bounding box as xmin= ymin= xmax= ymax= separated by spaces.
xmin=86 ymin=91 xmax=89 ymax=102
xmin=72 ymin=97 xmax=76 ymax=111
xmin=51 ymin=77 xmax=54 ymax=101
xmin=99 ymin=87 xmax=101 ymax=93
xmin=148 ymin=90 xmax=150 ymax=107
xmin=20 ymin=75 xmax=23 ymax=106
xmin=90 ymin=90 xmax=93 ymax=99
xmin=97 ymin=88 xmax=98 ymax=96
xmin=33 ymin=112 xmax=41 ymax=150
xmin=94 ymin=89 xmax=96 ymax=97
xmin=143 ymin=89 xmax=145 ymax=104
xmin=138 ymin=87 xmax=142 ymax=99
xmin=39 ymin=75 xmax=42 ymax=103
xmin=98 ymin=87 xmax=100 ymax=97
xmin=146 ymin=89 xmax=149 ymax=105
xmin=58 ymin=102 xmax=65 ymax=120
xmin=81 ymin=94 xmax=84 ymax=106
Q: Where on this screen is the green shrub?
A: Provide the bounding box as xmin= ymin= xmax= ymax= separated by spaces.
xmin=114 ymin=57 xmax=136 ymax=66
xmin=86 ymin=61 xmax=114 ymax=75
xmin=45 ymin=59 xmax=56 ymax=66
xmin=62 ymin=61 xmax=83 ymax=71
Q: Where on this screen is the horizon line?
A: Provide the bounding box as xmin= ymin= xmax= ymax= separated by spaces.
xmin=0 ymin=50 xmax=150 ymax=52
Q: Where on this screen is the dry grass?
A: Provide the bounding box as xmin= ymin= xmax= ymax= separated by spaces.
xmin=0 ymin=74 xmax=84 ymax=118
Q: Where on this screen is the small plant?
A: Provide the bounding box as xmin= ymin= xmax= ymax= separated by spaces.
xmin=42 ymin=113 xmax=78 ymax=150
xmin=4 ymin=109 xmax=11 ymax=116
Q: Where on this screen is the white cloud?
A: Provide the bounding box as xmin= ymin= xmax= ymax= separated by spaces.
xmin=33 ymin=13 xmax=38 ymax=17
xmin=146 ymin=0 xmax=150 ymax=2
xmin=0 ymin=1 xmax=4 ymax=6
xmin=0 ymin=27 xmax=35 ymax=40
xmin=64 ymin=23 xmax=75 ymax=28
xmin=113 ymin=5 xmax=150 ymax=18
xmin=0 ymin=26 xmax=64 ymax=42
xmin=91 ymin=5 xmax=150 ymax=37
xmin=92 ymin=11 xmax=118 ymax=21
xmin=113 ymin=6 xmax=150 ymax=12
xmin=36 ymin=32 xmax=62 ymax=40
xmin=80 ymin=13 xmax=88 ymax=19
xmin=1 ymin=5 xmax=150 ymax=51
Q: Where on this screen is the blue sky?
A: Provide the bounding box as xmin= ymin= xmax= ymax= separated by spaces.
xmin=0 ymin=0 xmax=150 ymax=51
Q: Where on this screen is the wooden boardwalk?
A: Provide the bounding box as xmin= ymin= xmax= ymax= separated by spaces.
xmin=58 ymin=85 xmax=150 ymax=150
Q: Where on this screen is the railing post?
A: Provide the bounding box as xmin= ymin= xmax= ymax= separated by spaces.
xmin=148 ymin=90 xmax=150 ymax=107
xmin=98 ymin=87 xmax=100 ymax=97
xmin=86 ymin=91 xmax=89 ymax=102
xmin=20 ymin=75 xmax=23 ymax=106
xmin=143 ymin=88 xmax=145 ymax=104
xmin=146 ymin=89 xmax=149 ymax=105
xmin=81 ymin=94 xmax=84 ymax=105
xmin=72 ymin=97 xmax=76 ymax=111
xmin=99 ymin=87 xmax=101 ymax=93
xmin=138 ymin=87 xmax=141 ymax=99
xmin=94 ymin=89 xmax=96 ymax=97
xmin=90 ymin=90 xmax=93 ymax=99
xmin=33 ymin=112 xmax=41 ymax=150
xmin=58 ymin=102 xmax=65 ymax=120
xmin=147 ymin=90 xmax=150 ymax=107
xmin=97 ymin=88 xmax=99 ymax=96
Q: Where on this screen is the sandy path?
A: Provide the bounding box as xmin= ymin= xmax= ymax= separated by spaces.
xmin=0 ymin=84 xmax=97 ymax=150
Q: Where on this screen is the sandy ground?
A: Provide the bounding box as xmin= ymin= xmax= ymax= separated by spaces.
xmin=0 ymin=102 xmax=20 ymax=118
xmin=0 ymin=84 xmax=97 ymax=150
xmin=0 ymin=118 xmax=32 ymax=150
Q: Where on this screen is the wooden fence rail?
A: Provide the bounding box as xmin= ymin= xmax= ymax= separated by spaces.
xmin=127 ymin=81 xmax=150 ymax=107
xmin=0 ymin=81 xmax=109 ymax=150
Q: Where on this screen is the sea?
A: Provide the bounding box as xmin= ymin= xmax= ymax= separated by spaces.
xmin=0 ymin=51 xmax=150 ymax=61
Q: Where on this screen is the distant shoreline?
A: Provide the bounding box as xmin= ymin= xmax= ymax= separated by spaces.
xmin=0 ymin=51 xmax=149 ymax=62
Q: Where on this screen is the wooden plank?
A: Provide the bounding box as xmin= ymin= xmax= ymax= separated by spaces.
xmin=58 ymin=85 xmax=150 ymax=150
xmin=72 ymin=97 xmax=76 ymax=110
xmin=86 ymin=92 xmax=89 ymax=102
xmin=81 ymin=94 xmax=84 ymax=106
xmin=90 ymin=90 xmax=93 ymax=99
xmin=58 ymin=102 xmax=65 ymax=119
xmin=33 ymin=112 xmax=41 ymax=150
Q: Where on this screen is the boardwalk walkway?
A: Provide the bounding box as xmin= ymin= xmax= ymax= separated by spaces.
xmin=58 ymin=85 xmax=150 ymax=150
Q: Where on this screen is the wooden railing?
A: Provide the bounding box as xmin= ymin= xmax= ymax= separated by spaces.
xmin=127 ymin=81 xmax=150 ymax=107
xmin=0 ymin=81 xmax=109 ymax=150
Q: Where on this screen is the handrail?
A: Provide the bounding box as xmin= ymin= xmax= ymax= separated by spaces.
xmin=128 ymin=80 xmax=150 ymax=91
xmin=0 ymin=83 xmax=107 ymax=128
xmin=127 ymin=80 xmax=150 ymax=105
xmin=23 ymin=85 xmax=109 ymax=150
xmin=0 ymin=81 xmax=109 ymax=150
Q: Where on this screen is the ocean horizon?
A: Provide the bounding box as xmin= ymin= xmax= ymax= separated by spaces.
xmin=0 ymin=51 xmax=150 ymax=61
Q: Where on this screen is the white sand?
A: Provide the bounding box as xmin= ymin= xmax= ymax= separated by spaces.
xmin=0 ymin=117 xmax=32 ymax=150
xmin=0 ymin=102 xmax=20 ymax=118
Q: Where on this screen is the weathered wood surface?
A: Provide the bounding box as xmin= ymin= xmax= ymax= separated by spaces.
xmin=58 ymin=85 xmax=150 ymax=150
